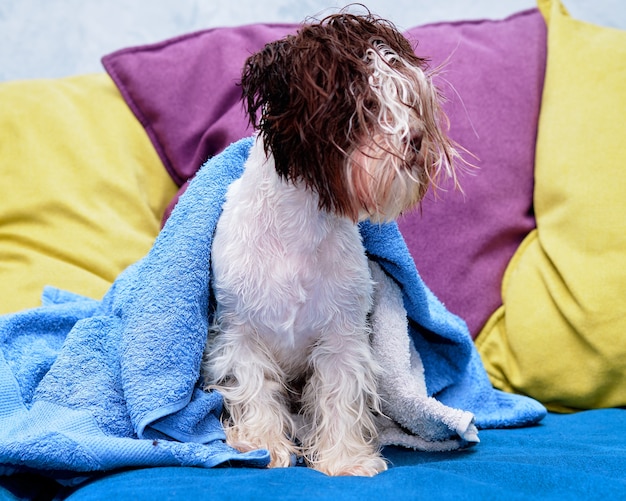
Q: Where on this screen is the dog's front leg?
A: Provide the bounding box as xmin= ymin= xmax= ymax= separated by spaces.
xmin=300 ymin=327 xmax=387 ymax=476
xmin=203 ymin=327 xmax=298 ymax=468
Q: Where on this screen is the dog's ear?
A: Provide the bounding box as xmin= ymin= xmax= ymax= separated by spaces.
xmin=239 ymin=26 xmax=371 ymax=221
xmin=240 ymin=38 xmax=293 ymax=130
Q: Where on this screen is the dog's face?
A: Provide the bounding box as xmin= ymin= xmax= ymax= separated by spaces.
xmin=241 ymin=12 xmax=462 ymax=223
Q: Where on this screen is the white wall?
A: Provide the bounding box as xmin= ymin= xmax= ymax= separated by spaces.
xmin=0 ymin=0 xmax=623 ymax=81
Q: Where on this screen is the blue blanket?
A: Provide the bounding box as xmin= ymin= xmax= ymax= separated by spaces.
xmin=54 ymin=410 xmax=626 ymax=500
xmin=0 ymin=137 xmax=545 ymax=481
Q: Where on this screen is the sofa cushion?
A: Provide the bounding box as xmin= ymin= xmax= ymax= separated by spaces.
xmin=102 ymin=9 xmax=547 ymax=338
xmin=0 ymin=74 xmax=177 ymax=314
xmin=476 ymin=0 xmax=626 ymax=411
xmin=52 ymin=410 xmax=626 ymax=501
xmin=102 ymin=24 xmax=297 ymax=187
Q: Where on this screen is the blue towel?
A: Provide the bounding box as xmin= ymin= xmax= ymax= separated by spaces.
xmin=361 ymin=223 xmax=546 ymax=428
xmin=0 ymin=137 xmax=544 ymax=481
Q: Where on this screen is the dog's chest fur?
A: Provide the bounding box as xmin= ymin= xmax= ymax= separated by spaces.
xmin=211 ymin=139 xmax=374 ymax=375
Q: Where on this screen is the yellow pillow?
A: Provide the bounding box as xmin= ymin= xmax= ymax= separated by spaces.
xmin=0 ymin=74 xmax=177 ymax=314
xmin=477 ymin=0 xmax=626 ymax=412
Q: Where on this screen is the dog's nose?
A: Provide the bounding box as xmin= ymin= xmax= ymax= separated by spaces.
xmin=410 ymin=134 xmax=423 ymax=152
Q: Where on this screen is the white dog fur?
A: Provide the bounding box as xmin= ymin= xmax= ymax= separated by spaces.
xmin=202 ymin=12 xmax=464 ymax=476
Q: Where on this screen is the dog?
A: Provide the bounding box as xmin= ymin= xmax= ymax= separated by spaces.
xmin=202 ymin=11 xmax=462 ymax=476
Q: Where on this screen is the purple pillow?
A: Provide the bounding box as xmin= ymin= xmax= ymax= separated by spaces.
xmin=102 ymin=9 xmax=546 ymax=338
xmin=103 ymin=24 xmax=298 ymax=186
xmin=398 ymin=10 xmax=546 ymax=337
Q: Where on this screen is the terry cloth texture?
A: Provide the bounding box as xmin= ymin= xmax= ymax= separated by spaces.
xmin=0 ymin=138 xmax=544 ymax=480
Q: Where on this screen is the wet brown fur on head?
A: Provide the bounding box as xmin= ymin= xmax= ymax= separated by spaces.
xmin=240 ymin=12 xmax=430 ymax=219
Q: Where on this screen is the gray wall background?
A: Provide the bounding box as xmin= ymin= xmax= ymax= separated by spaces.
xmin=1 ymin=0 xmax=624 ymax=82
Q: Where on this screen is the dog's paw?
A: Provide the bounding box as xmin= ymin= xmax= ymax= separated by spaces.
xmin=226 ymin=429 xmax=297 ymax=468
xmin=310 ymin=453 xmax=388 ymax=477
xmin=267 ymin=441 xmax=299 ymax=468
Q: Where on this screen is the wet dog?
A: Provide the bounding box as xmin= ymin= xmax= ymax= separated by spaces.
xmin=202 ymin=11 xmax=462 ymax=476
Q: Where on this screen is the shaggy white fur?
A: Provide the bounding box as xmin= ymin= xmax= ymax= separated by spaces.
xmin=202 ymin=13 xmax=462 ymax=476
